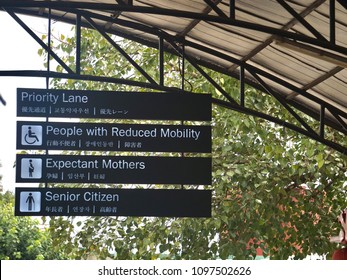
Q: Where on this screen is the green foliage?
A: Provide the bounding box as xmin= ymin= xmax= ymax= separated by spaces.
xmin=212 ymin=106 xmax=346 ymax=259
xmin=0 ymin=163 xmax=2 ymax=192
xmin=0 ymin=191 xmax=66 ymax=260
xmin=38 ymin=28 xmax=347 ymax=260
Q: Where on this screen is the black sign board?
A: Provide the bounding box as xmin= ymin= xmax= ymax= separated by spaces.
xmin=17 ymin=88 xmax=211 ymax=121
xmin=16 ymin=121 xmax=211 ymax=153
xmin=16 ymin=154 xmax=211 ymax=185
xmin=15 ymin=187 xmax=212 ymax=217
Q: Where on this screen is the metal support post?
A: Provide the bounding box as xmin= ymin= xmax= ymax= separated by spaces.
xmin=320 ymin=105 xmax=325 ymax=138
xmin=46 ymin=8 xmax=51 ymax=89
xmin=76 ymin=14 xmax=81 ymax=75
xmin=330 ymin=0 xmax=336 ymax=44
xmin=181 ymin=43 xmax=185 ymax=91
xmin=159 ymin=36 xmax=164 ymax=86
xmin=240 ymin=65 xmax=245 ymax=107
xmin=230 ymin=0 xmax=235 ymax=19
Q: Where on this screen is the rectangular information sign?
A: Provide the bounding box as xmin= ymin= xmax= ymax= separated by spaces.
xmin=16 ymin=121 xmax=211 ymax=153
xmin=17 ymin=88 xmax=211 ymax=121
xmin=15 ymin=187 xmax=212 ymax=217
xmin=16 ymin=154 xmax=211 ymax=185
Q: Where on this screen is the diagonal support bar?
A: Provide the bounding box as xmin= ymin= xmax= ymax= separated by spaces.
xmin=276 ymin=0 xmax=327 ymax=41
xmin=248 ymin=69 xmax=318 ymax=136
xmin=188 ymin=57 xmax=238 ymax=105
xmin=328 ymin=109 xmax=347 ymax=131
xmin=5 ymin=9 xmax=74 ymax=75
xmin=203 ymin=0 xmax=228 ymax=18
xmin=213 ymin=97 xmax=347 ymax=155
xmin=83 ymin=14 xmax=158 ymax=86
xmin=162 ymin=35 xmax=238 ymax=105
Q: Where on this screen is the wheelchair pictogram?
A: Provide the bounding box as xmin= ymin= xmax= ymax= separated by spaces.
xmin=21 ymin=125 xmax=42 ymax=146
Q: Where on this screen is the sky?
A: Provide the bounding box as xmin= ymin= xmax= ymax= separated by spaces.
xmin=0 ymin=12 xmax=70 ymax=191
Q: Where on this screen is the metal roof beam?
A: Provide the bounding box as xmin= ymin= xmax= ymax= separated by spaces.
xmin=320 ymin=105 xmax=325 ymax=138
xmin=213 ymin=97 xmax=347 ymax=155
xmin=286 ymin=66 xmax=344 ymax=100
xmin=276 ymin=0 xmax=327 ymax=42
xmin=83 ymin=14 xmax=158 ymax=86
xmin=203 ymin=0 xmax=228 ymax=18
xmin=330 ymin=0 xmax=336 ymax=44
xmin=187 ymin=57 xmax=238 ymax=105
xmin=181 ymin=38 xmax=347 ymax=121
xmin=247 ymin=69 xmax=319 ymax=136
xmin=159 ymin=36 xmax=164 ymax=87
xmin=1 ymin=1 xmax=346 ymax=153
xmin=186 ymin=56 xmax=346 ymax=134
xmin=115 ymin=0 xmax=133 ymax=5
xmin=328 ymin=109 xmax=347 ymax=131
xmin=76 ymin=14 xmax=81 ymax=75
xmin=3 ymin=6 xmax=345 ymax=128
xmin=337 ymin=0 xmax=347 ymax=10
xmin=0 ymin=70 xmax=177 ymax=92
xmin=1 ymin=1 xmax=346 ymax=54
xmin=227 ymin=0 xmax=326 ymax=72
xmin=178 ymin=0 xmax=223 ymax=37
xmin=4 ymin=8 xmax=75 ymax=75
xmin=229 ymin=0 xmax=235 ymax=20
xmin=274 ymin=37 xmax=347 ymax=68
xmin=163 ymin=35 xmax=238 ymax=105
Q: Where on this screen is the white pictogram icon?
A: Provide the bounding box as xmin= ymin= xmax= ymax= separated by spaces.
xmin=19 ymin=191 xmax=41 ymax=212
xmin=21 ymin=158 xmax=42 ymax=179
xmin=22 ymin=125 xmax=42 ymax=146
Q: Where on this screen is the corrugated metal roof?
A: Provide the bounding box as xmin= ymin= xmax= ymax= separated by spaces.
xmin=1 ymin=0 xmax=346 ymax=151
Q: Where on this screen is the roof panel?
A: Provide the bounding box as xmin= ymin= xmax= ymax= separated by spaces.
xmin=237 ymin=0 xmax=293 ymax=25
xmin=251 ymin=47 xmax=332 ymax=85
xmin=313 ymin=75 xmax=347 ymax=108
xmin=187 ymin=22 xmax=263 ymax=58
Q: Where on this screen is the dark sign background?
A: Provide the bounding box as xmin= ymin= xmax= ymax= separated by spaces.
xmin=16 ymin=121 xmax=212 ymax=153
xmin=17 ymin=88 xmax=211 ymax=121
xmin=15 ymin=187 xmax=212 ymax=217
xmin=16 ymin=154 xmax=212 ymax=185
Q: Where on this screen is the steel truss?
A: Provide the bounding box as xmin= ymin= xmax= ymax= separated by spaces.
xmin=0 ymin=1 xmax=346 ymax=154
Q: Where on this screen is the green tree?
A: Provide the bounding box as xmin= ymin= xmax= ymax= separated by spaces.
xmin=39 ymin=28 xmax=346 ymax=259
xmin=0 ymin=162 xmax=3 ymax=193
xmin=0 ymin=191 xmax=66 ymax=260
